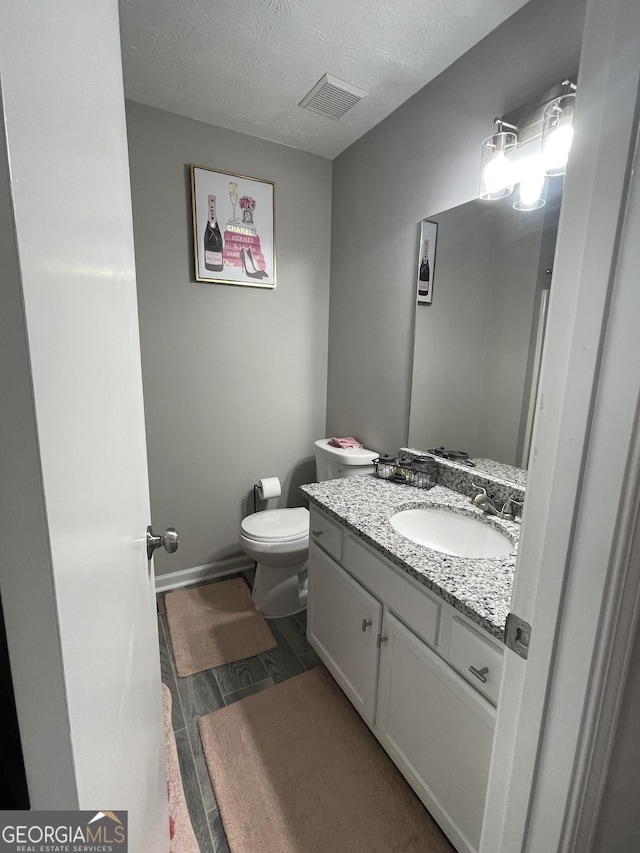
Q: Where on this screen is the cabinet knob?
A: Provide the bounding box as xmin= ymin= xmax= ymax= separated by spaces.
xmin=311 ymin=529 xmax=323 ymax=537
xmin=469 ymin=665 xmax=489 ymax=684
xmin=377 ymin=634 xmax=388 ymax=648
xmin=361 ymin=618 xmax=372 ymax=632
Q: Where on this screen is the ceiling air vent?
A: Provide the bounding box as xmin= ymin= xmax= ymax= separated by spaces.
xmin=299 ymin=73 xmax=366 ymax=121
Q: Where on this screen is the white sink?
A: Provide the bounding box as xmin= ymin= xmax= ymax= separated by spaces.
xmin=389 ymin=507 xmax=513 ymax=558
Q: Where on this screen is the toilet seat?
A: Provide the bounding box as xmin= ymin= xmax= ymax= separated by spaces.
xmin=241 ymin=507 xmax=309 ymax=543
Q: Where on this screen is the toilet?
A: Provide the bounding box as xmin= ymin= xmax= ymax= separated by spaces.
xmin=240 ymin=438 xmax=378 ymax=618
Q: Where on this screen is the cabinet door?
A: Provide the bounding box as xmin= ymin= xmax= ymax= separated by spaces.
xmin=307 ymin=543 xmax=382 ymax=725
xmin=377 ymin=612 xmax=496 ymax=853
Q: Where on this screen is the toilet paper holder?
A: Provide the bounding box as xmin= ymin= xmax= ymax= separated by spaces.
xmin=252 ymin=476 xmax=282 ymax=513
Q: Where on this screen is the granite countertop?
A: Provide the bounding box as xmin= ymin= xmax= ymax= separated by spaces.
xmin=300 ymin=475 xmax=519 ymax=641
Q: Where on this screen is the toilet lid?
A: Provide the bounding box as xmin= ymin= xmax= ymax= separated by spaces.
xmin=241 ymin=507 xmax=309 ymax=542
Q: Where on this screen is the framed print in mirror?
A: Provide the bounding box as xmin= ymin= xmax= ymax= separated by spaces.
xmin=191 ymin=165 xmax=276 ymax=288
xmin=416 ymin=220 xmax=438 ymax=304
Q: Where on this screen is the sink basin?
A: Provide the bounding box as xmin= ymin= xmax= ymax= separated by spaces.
xmin=389 ymin=507 xmax=513 ymax=558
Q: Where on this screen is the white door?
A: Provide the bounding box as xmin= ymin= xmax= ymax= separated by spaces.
xmin=0 ymin=4 xmax=169 ymax=851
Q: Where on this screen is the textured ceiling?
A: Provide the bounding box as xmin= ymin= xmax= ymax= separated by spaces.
xmin=119 ymin=0 xmax=529 ymax=160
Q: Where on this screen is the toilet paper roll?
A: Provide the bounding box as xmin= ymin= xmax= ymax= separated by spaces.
xmin=258 ymin=477 xmax=281 ymax=500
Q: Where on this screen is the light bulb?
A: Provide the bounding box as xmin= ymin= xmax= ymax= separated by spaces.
xmin=542 ymin=92 xmax=575 ymax=176
xmin=480 ymin=129 xmax=517 ymax=200
xmin=513 ymin=153 xmax=546 ymax=211
xmin=483 ymin=151 xmax=515 ymax=195
xmin=543 ymin=121 xmax=573 ymax=172
xmin=519 ymin=173 xmax=545 ymax=206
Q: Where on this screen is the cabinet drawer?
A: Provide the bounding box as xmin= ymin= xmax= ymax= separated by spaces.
xmin=448 ymin=615 xmax=504 ymax=706
xmin=343 ymin=533 xmax=441 ymax=651
xmin=309 ymin=506 xmax=343 ymax=562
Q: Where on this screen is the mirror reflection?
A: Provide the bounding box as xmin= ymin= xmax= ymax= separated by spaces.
xmin=408 ymin=179 xmax=563 ymax=472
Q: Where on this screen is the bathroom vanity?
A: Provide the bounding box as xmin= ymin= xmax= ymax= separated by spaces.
xmin=300 ymin=474 xmax=520 ymax=853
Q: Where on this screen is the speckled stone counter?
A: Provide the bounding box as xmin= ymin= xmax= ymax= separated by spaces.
xmin=300 ymin=475 xmax=519 ymax=641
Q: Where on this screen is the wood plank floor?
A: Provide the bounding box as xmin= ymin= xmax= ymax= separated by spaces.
xmin=157 ymin=574 xmax=320 ymax=853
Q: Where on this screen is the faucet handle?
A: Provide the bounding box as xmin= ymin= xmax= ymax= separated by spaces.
xmin=501 ymin=494 xmax=524 ymax=520
xmin=504 ymin=493 xmax=524 ymax=508
xmin=471 ymin=483 xmax=493 ymax=510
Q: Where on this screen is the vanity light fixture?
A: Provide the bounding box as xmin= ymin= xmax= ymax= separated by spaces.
xmin=479 ymin=119 xmax=518 ymax=200
xmin=480 ymin=79 xmax=577 ymax=209
xmin=542 ymin=79 xmax=577 ymax=176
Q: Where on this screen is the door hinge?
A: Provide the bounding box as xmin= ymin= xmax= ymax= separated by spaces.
xmin=505 ymin=612 xmax=532 ymax=660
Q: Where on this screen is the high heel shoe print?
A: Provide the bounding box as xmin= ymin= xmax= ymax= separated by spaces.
xmin=241 ymin=246 xmax=268 ymax=279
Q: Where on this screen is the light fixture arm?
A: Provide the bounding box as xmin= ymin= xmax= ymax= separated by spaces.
xmin=561 ymin=79 xmax=578 ymax=93
xmin=494 ymin=117 xmax=518 ymax=133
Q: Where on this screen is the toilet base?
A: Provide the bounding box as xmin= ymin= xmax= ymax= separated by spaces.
xmin=252 ymin=559 xmax=308 ymax=618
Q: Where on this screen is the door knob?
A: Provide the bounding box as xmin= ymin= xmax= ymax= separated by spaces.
xmin=146 ymin=525 xmax=180 ymax=560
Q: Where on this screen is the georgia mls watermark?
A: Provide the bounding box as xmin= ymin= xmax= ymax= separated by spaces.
xmin=0 ymin=811 xmax=127 ymax=853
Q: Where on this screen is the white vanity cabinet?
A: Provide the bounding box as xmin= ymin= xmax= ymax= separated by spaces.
xmin=306 ymin=505 xmax=504 ymax=853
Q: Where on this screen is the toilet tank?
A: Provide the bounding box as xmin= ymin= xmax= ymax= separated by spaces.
xmin=313 ymin=439 xmax=378 ymax=482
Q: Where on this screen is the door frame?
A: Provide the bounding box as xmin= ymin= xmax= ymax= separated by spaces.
xmin=481 ymin=0 xmax=640 ymax=849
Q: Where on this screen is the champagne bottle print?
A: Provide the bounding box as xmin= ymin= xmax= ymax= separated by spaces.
xmin=418 ymin=239 xmax=430 ymax=295
xmin=204 ymin=194 xmax=223 ymax=273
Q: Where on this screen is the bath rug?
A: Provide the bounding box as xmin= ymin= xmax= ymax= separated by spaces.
xmin=162 ymin=685 xmax=199 ymax=853
xmin=198 ymin=668 xmax=455 ymax=853
xmin=165 ymin=578 xmax=277 ymax=677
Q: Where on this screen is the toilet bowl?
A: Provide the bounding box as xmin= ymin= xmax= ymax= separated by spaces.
xmin=240 ymin=507 xmax=309 ymax=618
xmin=240 ymin=439 xmax=379 ymax=618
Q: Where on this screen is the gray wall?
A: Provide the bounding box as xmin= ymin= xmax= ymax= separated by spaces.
xmin=327 ymin=0 xmax=586 ymax=455
xmin=126 ymin=103 xmax=332 ymax=575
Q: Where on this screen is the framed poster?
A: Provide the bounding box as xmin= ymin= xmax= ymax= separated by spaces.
xmin=416 ymin=220 xmax=438 ymax=304
xmin=191 ymin=165 xmax=276 ymax=288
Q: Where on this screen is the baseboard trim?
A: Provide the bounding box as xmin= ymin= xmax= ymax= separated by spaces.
xmin=154 ymin=556 xmax=255 ymax=593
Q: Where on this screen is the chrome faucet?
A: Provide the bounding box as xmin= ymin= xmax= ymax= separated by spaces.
xmin=471 ymin=484 xmax=522 ymax=521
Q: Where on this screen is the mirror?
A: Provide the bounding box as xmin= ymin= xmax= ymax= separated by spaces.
xmin=408 ymin=178 xmax=563 ymax=474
